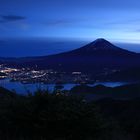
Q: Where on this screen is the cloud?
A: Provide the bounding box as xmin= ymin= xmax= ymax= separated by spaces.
xmin=0 ymin=15 xmax=29 ymax=32
xmin=106 ymin=18 xmax=140 ymax=26
xmin=44 ymin=19 xmax=82 ymax=27
xmin=0 ymin=15 xmax=26 ymax=23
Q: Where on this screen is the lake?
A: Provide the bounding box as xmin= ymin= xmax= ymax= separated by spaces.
xmin=0 ymin=79 xmax=128 ymax=95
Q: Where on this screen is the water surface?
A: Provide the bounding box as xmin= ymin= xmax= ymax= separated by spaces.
xmin=0 ymin=79 xmax=128 ymax=95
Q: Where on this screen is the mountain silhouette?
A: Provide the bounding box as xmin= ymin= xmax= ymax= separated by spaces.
xmin=61 ymin=38 xmax=136 ymax=56
xmin=1 ymin=38 xmax=140 ymax=73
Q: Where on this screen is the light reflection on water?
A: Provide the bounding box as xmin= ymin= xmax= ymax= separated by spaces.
xmin=0 ymin=78 xmax=128 ymax=95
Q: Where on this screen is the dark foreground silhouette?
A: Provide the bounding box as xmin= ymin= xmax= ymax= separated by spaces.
xmin=0 ymin=85 xmax=140 ymax=140
xmin=70 ymin=83 xmax=140 ymax=100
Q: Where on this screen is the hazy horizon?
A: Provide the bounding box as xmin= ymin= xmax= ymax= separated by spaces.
xmin=0 ymin=38 xmax=140 ymax=57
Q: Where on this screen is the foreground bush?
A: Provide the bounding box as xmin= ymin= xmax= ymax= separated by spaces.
xmin=0 ymin=89 xmax=134 ymax=140
xmin=0 ymin=90 xmax=105 ymax=140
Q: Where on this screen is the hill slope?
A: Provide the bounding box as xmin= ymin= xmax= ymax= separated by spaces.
xmin=1 ymin=38 xmax=140 ymax=73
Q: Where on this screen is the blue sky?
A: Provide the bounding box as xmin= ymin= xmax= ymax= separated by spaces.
xmin=1 ymin=0 xmax=140 ymax=43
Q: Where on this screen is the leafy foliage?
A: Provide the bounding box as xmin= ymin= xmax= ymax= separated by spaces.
xmin=0 ymin=89 xmax=106 ymax=140
xmin=0 ymin=88 xmax=139 ymax=140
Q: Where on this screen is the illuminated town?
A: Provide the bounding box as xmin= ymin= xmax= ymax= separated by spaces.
xmin=0 ymin=64 xmax=90 ymax=84
xmin=0 ymin=64 xmax=119 ymax=84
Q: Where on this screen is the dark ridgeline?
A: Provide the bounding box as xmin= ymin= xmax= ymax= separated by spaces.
xmin=1 ymin=38 xmax=140 ymax=74
xmin=70 ymin=83 xmax=140 ymax=101
xmin=0 ymin=85 xmax=140 ymax=139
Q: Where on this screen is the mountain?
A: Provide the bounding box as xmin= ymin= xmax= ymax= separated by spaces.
xmin=70 ymin=83 xmax=140 ymax=100
xmin=67 ymin=38 xmax=135 ymax=56
xmin=1 ymin=38 xmax=140 ymax=73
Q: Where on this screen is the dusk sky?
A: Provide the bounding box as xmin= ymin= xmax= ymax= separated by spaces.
xmin=1 ymin=0 xmax=140 ymax=43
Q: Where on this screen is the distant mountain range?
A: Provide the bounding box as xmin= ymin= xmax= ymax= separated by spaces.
xmin=1 ymin=38 xmax=140 ymax=74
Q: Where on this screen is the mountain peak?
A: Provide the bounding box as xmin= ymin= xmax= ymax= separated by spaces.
xmin=68 ymin=38 xmax=135 ymax=56
xmin=80 ymin=38 xmax=120 ymax=51
xmin=94 ymin=38 xmax=107 ymax=43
